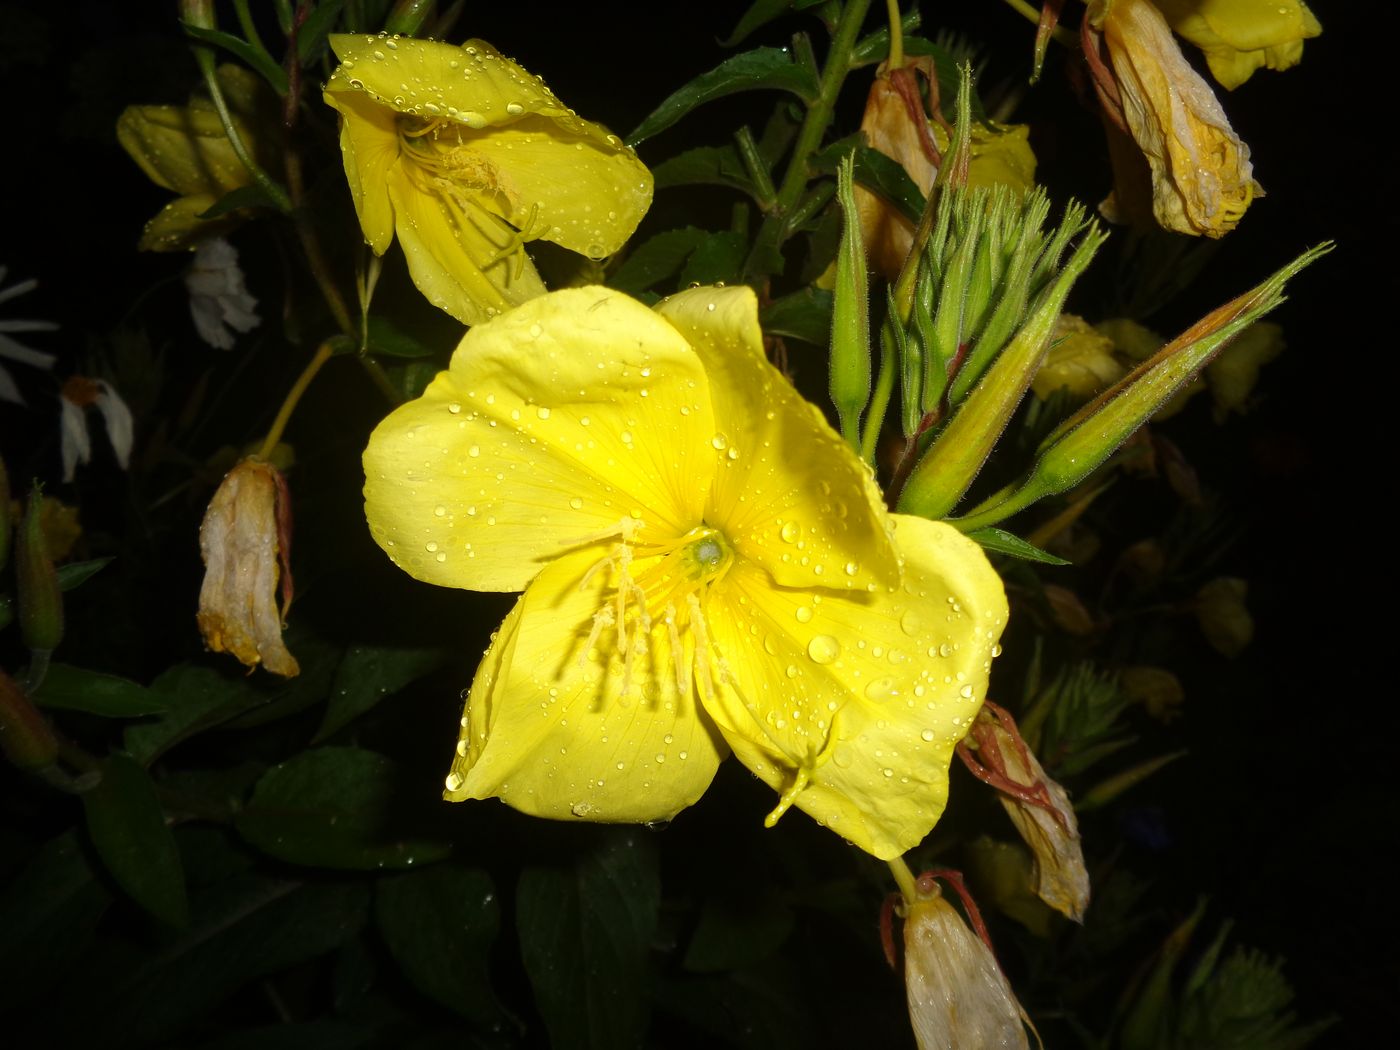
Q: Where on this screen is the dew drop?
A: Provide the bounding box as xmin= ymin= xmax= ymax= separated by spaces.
xmin=445 ymin=772 xmax=464 ymax=791
xmin=807 ymin=635 xmax=840 ymax=664
xmin=711 ymin=433 xmax=728 ymax=451
xmin=433 ymin=505 xmax=446 ymax=517
xmin=959 ymin=684 xmax=975 ymax=699
xmin=779 ymin=521 xmax=800 ymax=543
xmin=569 ymin=497 xmax=584 ymax=510
xmin=468 ymin=445 xmax=480 ymax=457
xmin=506 ymin=101 xmax=525 ymax=116
xmin=536 ymin=406 xmax=551 ymax=419
xmin=864 ymin=676 xmax=900 ymax=701
xmin=795 ymin=606 xmax=813 ymax=624
xmin=448 ymin=402 xmax=462 ymax=414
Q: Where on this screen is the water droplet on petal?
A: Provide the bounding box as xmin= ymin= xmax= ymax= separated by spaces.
xmin=795 ymin=606 xmax=813 ymax=624
xmin=445 ymin=772 xmax=464 ymax=791
xmin=807 ymin=635 xmax=839 ymax=664
xmin=779 ymin=521 xmax=800 ymax=543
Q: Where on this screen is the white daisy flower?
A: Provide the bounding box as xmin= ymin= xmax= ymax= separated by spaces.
xmin=60 ymin=376 xmax=134 ymax=482
xmin=185 ymin=238 xmax=260 ymax=350
xmin=0 ymin=265 xmax=59 ymax=405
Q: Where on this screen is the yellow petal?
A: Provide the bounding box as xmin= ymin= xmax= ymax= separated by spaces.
xmin=702 ymin=516 xmax=1007 ymax=859
xmin=466 ymin=121 xmax=652 ymax=258
xmin=386 ymin=167 xmax=546 ymax=325
xmin=116 ymin=103 xmax=250 ymax=197
xmin=322 ymin=88 xmax=400 ymax=254
xmin=655 ymin=286 xmax=900 ymax=593
xmin=137 ymin=194 xmax=230 ymax=252
xmin=363 ymin=287 xmax=716 ymax=592
xmin=445 ymin=546 xmax=726 ymax=822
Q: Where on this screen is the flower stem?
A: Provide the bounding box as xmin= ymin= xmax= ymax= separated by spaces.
xmin=257 ymin=339 xmax=338 ymax=460
xmin=888 ymin=854 xmax=918 ymax=904
xmin=1000 ymin=0 xmax=1076 ymax=45
xmin=190 ymin=49 xmax=292 ymax=213
xmin=884 ymin=0 xmax=904 ymax=68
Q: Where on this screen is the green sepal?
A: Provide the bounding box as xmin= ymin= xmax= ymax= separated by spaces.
xmin=829 ymin=155 xmax=871 ymax=450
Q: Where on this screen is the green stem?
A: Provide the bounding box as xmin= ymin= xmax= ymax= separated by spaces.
xmin=884 ymin=0 xmax=904 ymax=68
xmin=1000 ymin=0 xmax=1075 ymax=45
xmin=861 ymin=323 xmax=896 ymax=464
xmin=231 ymin=0 xmax=268 ymax=55
xmin=191 ymin=49 xmax=292 ymax=213
xmin=888 ymin=855 xmax=918 ymax=904
xmin=257 ymin=340 xmax=338 ymax=460
xmin=948 ymin=480 xmax=1040 ymax=533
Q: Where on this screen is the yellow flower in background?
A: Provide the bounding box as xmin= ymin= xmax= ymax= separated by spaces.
xmin=363 ymin=285 xmax=1006 ymax=859
xmin=117 ymin=66 xmax=271 ymax=251
xmin=324 ymin=35 xmax=653 ymax=326
xmin=1091 ymin=0 xmax=1260 ymax=237
xmin=1154 ymin=0 xmax=1321 ymax=90
xmin=1031 ymin=314 xmax=1126 ymax=402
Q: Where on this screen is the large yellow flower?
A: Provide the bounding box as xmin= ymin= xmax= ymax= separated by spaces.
xmin=324 ymin=35 xmax=652 ymax=326
xmin=363 ymin=285 xmax=1007 ymax=859
xmin=1153 ymin=0 xmax=1322 ymax=90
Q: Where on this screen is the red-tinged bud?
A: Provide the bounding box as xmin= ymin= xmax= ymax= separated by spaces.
xmin=0 ymin=667 xmax=58 ymax=771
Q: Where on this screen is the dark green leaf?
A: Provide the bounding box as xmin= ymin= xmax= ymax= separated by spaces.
xmin=678 ymin=231 xmax=748 ymax=288
xmin=682 ymin=890 xmax=794 ymax=972
xmin=0 ymin=831 xmax=111 ymax=1013
xmin=376 ymin=865 xmax=501 ymax=1021
xmin=813 ymin=137 xmax=925 ymax=224
xmin=389 ymin=360 xmax=438 ymax=401
xmin=197 ymin=183 xmax=277 ymax=220
xmin=628 ymin=48 xmax=821 ymax=146
xmin=315 ymin=644 xmax=445 ymax=742
xmin=721 ymin=0 xmax=796 ymax=46
xmin=762 ymin=287 xmax=833 ymax=346
xmin=33 ymin=662 xmax=169 ymax=717
xmin=517 ymin=831 xmax=660 ymax=1050
xmin=82 ymin=753 xmax=189 ymax=926
xmin=610 ymin=227 xmax=709 ymax=295
xmin=651 ymin=144 xmax=757 ymax=197
xmin=364 ymin=314 xmax=440 ymax=359
xmin=58 ymin=556 xmax=113 ymax=590
xmin=966 ymin=527 xmax=1071 ymax=565
xmin=236 ymin=747 xmax=451 ymax=870
xmin=123 ymin=664 xmax=266 ymax=765
xmin=219 ymin=633 xmax=340 ymax=729
xmin=654 ymin=972 xmax=815 ymax=1050
xmin=851 ymin=10 xmax=922 ymax=66
xmin=182 ymin=25 xmax=289 ymax=95
xmin=297 ymin=0 xmax=345 ymax=65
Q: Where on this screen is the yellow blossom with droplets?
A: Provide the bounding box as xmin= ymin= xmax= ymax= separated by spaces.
xmin=323 ymin=35 xmax=652 ymax=326
xmin=1154 ymin=0 xmax=1321 ymax=90
xmin=363 ymin=285 xmax=1007 ymax=859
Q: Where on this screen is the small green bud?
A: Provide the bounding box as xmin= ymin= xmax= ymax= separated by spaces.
xmin=829 ymin=155 xmax=871 ymax=451
xmin=16 ymin=483 xmax=63 ymax=655
xmin=178 ymin=0 xmax=216 ymax=30
xmin=0 ymin=667 xmax=58 ymax=771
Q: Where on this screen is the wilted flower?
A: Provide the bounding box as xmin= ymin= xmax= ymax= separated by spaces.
xmin=185 ymin=238 xmax=260 ymax=350
xmin=59 ymin=377 xmax=134 ymax=483
xmin=363 ymin=285 xmax=1007 ymax=858
xmin=0 ymin=266 xmax=58 ymax=405
xmin=960 ymin=702 xmax=1089 ymax=922
xmin=1154 ymin=0 xmax=1322 ymax=90
xmin=196 ymin=457 xmax=299 ymax=677
xmin=324 ymin=35 xmax=652 ymax=326
xmin=1032 ymin=313 xmax=1126 ymax=401
xmin=117 ymin=66 xmax=272 ymax=251
xmin=1087 ymin=0 xmax=1260 ymax=237
xmin=855 ymin=58 xmax=1036 ymax=279
xmin=902 ymin=870 xmax=1030 ymax=1049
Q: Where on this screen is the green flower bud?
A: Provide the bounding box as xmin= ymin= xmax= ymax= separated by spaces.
xmin=829 ymin=155 xmax=871 ymax=450
xmin=16 ymin=483 xmax=63 ymax=655
xmin=0 ymin=667 xmax=58 ymax=771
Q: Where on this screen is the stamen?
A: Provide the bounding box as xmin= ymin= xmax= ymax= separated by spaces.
xmin=687 ymin=593 xmax=715 ymax=703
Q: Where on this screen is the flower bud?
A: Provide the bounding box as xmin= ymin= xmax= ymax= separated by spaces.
xmin=959 ymin=702 xmax=1089 ymax=922
xmin=0 ymin=667 xmax=58 ymax=771
xmin=1032 ymin=314 xmax=1125 ymax=402
xmin=1194 ymin=576 xmax=1253 ymax=657
xmin=16 ymin=483 xmax=63 ymax=655
xmin=830 ymin=155 xmax=871 ymax=448
xmin=196 ymin=457 xmax=299 ymax=676
xmin=903 ymin=870 xmax=1030 ymax=1049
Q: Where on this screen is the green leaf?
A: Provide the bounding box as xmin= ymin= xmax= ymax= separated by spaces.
xmin=81 ymin=752 xmax=189 ymax=926
xmin=197 ymin=183 xmax=278 ymax=220
xmin=761 ymin=287 xmax=833 ymax=346
xmin=315 ymin=643 xmax=445 ymax=742
xmin=219 ymin=633 xmax=340 ymax=729
xmin=610 ymin=227 xmax=710 ymax=296
xmin=812 ymin=137 xmax=925 ymax=224
xmin=628 ymin=48 xmax=821 ymax=145
xmin=1078 ymin=750 xmax=1188 ymax=811
xmin=517 ymin=831 xmax=660 ymax=1050
xmin=967 ymin=527 xmax=1071 ymax=565
xmin=58 ymin=556 xmax=113 ymax=590
xmin=375 ymin=865 xmax=501 ymax=1021
xmin=33 ymin=662 xmax=170 ymax=717
xmin=236 ymin=747 xmax=451 ymax=870
xmin=123 ymin=664 xmax=266 ymax=765
xmin=678 ymin=231 xmax=748 ymax=288
xmin=297 ymin=0 xmax=345 ymax=65
xmin=651 ymin=144 xmax=757 ymax=197
xmin=851 ymin=9 xmax=922 ymax=66
xmin=388 ymin=360 xmax=438 ymax=401
xmin=721 ymin=0 xmax=797 ymax=46
xmin=682 ymin=890 xmax=795 ymax=972
xmin=364 ymin=314 xmax=439 ymax=359
xmin=0 ymin=831 xmax=111 ymax=1013
xmin=182 ymin=25 xmax=289 ymax=95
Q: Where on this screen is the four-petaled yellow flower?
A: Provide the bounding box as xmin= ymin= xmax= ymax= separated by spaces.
xmin=363 ymin=285 xmax=1007 ymax=859
xmin=1154 ymin=0 xmax=1322 ymax=90
xmin=324 ymin=35 xmax=653 ymax=326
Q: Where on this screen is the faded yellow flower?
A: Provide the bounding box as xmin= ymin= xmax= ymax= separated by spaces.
xmin=1154 ymin=0 xmax=1322 ymax=89
xmin=197 ymin=457 xmax=299 ymax=677
xmin=324 ymin=35 xmax=652 ymax=325
xmin=117 ymin=66 xmax=272 ymax=251
xmin=363 ymin=285 xmax=1007 ymax=858
xmin=1032 ymin=314 xmax=1126 ymax=402
xmin=1090 ymin=0 xmax=1260 ymax=237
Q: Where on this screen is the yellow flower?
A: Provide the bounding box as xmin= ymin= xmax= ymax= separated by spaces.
xmin=1153 ymin=0 xmax=1322 ymax=90
xmin=323 ymin=35 xmax=652 ymax=326
xmin=1091 ymin=0 xmax=1260 ymax=237
xmin=197 ymin=457 xmax=299 ymax=677
xmin=117 ymin=66 xmax=271 ymax=251
xmin=363 ymin=286 xmax=1006 ymax=859
xmin=1031 ymin=314 xmax=1126 ymax=402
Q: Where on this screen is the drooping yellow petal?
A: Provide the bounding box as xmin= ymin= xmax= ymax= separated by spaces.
xmin=466 ymin=121 xmax=652 ymax=258
xmin=702 ymin=516 xmax=1007 ymax=859
xmin=323 ymin=88 xmax=400 ymax=254
xmin=386 ymin=166 xmax=546 ymax=324
xmin=363 ymin=288 xmax=715 ymax=592
xmin=655 ymin=286 xmax=900 ymax=594
xmin=1154 ymin=0 xmax=1321 ymax=89
xmin=446 ymin=546 xmax=726 ymax=821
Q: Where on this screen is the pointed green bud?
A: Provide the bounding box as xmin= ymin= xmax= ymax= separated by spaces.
xmin=17 ymin=483 xmax=63 ymax=656
xmin=897 ymin=223 xmax=1107 ymax=519
xmin=830 ymin=154 xmax=871 ymax=451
